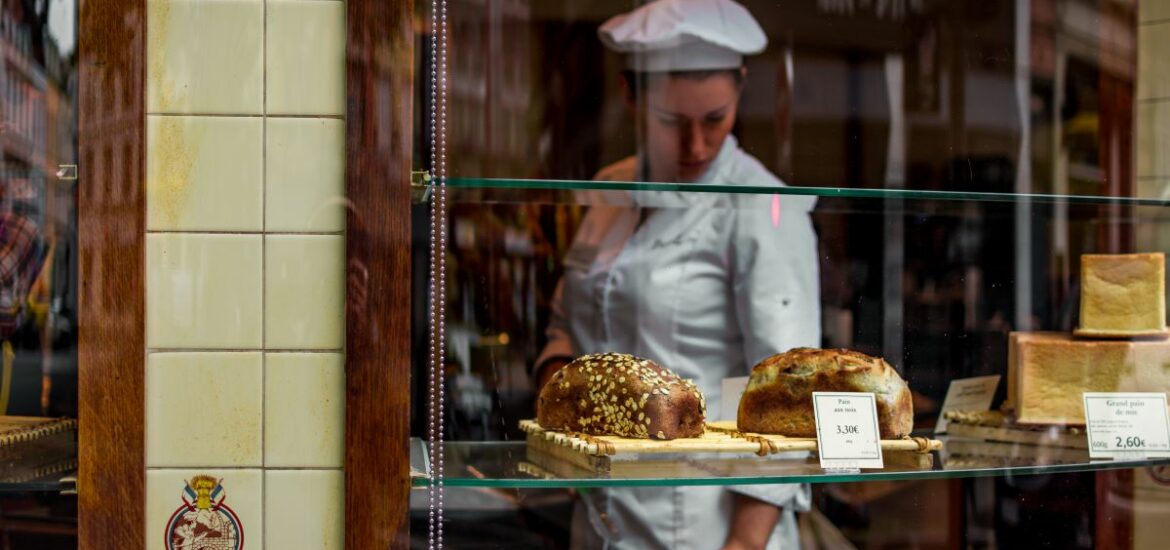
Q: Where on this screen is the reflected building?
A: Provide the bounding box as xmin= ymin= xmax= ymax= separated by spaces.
xmin=1 ymin=0 xmax=77 ymax=417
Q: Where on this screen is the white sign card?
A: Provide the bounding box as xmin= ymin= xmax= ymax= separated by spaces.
xmin=934 ymin=375 xmax=1001 ymax=433
xmin=1083 ymin=392 xmax=1170 ymax=459
xmin=720 ymin=377 xmax=750 ymax=421
xmin=812 ymin=392 xmax=884 ymax=469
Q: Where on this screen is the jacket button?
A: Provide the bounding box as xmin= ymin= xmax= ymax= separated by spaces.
xmin=599 ymin=512 xmax=618 ymax=534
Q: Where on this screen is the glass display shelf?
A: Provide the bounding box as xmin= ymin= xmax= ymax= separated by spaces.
xmin=438 ymin=177 xmax=1170 ymax=208
xmin=409 ymin=437 xmax=1170 ymax=489
xmin=0 ymin=426 xmax=79 ymax=493
xmin=0 ymin=468 xmax=76 ymax=493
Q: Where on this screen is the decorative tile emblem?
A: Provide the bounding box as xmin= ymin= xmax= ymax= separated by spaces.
xmin=164 ymin=475 xmax=244 ymax=550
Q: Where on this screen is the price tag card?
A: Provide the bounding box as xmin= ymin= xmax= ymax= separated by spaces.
xmin=934 ymin=375 xmax=1001 ymax=433
xmin=1083 ymin=392 xmax=1170 ymax=459
xmin=812 ymin=392 xmax=884 ymax=469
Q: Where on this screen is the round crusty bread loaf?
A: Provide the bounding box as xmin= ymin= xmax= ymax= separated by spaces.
xmin=737 ymin=348 xmax=913 ymax=438
xmin=537 ymin=352 xmax=706 ymax=440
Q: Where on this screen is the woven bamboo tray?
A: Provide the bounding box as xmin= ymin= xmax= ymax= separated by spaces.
xmin=943 ymin=410 xmax=1088 ymax=450
xmin=943 ymin=439 xmax=1089 ymax=467
xmin=520 ymin=419 xmax=941 ymax=474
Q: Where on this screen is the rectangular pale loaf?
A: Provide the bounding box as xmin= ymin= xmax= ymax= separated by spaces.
xmin=1078 ymin=253 xmax=1166 ymax=336
xmin=1008 ymin=332 xmax=1170 ymax=425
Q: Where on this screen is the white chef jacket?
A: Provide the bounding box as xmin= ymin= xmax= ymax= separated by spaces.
xmin=537 ymin=135 xmax=821 ymax=549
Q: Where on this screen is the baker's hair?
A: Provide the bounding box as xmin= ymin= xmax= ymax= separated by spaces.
xmin=620 ymin=69 xmax=744 ymax=101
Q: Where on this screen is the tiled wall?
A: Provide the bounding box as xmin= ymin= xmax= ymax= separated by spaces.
xmin=144 ymin=1 xmax=346 ymax=548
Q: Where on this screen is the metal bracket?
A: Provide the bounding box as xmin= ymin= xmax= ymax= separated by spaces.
xmin=411 ymin=170 xmax=432 ymax=203
xmin=822 ymin=467 xmax=862 ymax=475
xmin=59 ymin=474 xmax=77 ymax=495
xmin=56 ymin=164 xmax=78 ymax=180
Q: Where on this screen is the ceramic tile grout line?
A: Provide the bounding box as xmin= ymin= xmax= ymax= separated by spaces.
xmin=427 ymin=0 xmax=449 ymax=547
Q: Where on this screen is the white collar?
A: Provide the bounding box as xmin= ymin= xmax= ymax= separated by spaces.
xmin=631 ymin=135 xmax=739 ymax=207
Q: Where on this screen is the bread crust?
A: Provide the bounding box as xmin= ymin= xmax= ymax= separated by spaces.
xmin=737 ymin=348 xmax=913 ymax=438
xmin=1078 ymin=253 xmax=1166 ymax=336
xmin=536 ymin=352 xmax=706 ymax=439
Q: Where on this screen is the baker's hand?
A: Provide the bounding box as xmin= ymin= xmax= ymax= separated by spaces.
xmin=720 ymin=494 xmax=780 ymax=550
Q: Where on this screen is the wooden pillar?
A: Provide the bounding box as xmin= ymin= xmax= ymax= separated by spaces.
xmin=346 ymin=0 xmax=415 ymax=547
xmin=77 ymin=0 xmax=147 ymax=546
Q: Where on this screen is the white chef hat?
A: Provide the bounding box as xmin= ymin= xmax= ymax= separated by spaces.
xmin=598 ymin=0 xmax=767 ymax=73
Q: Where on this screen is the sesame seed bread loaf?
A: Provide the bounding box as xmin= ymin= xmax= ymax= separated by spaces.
xmin=536 ymin=352 xmax=706 ymax=440
xmin=738 ymin=348 xmax=913 ymax=438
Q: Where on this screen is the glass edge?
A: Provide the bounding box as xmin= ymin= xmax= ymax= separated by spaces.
xmin=0 ymin=481 xmax=71 ymax=492
xmin=411 ymin=457 xmax=1170 ymax=489
xmin=447 ymin=178 xmax=1170 ymax=207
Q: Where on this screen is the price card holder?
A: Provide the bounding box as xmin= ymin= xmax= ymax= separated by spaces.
xmin=934 ymin=375 xmax=1000 ymax=433
xmin=813 ymin=392 xmax=885 ymax=470
xmin=1083 ymin=392 xmax=1170 ymax=460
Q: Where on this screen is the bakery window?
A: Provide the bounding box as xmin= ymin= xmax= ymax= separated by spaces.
xmin=409 ymin=0 xmax=1170 ymax=548
xmin=0 ymin=0 xmax=79 ymax=543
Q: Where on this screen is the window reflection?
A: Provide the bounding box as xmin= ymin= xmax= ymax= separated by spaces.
xmin=410 ymin=1 xmax=1170 ymax=548
xmin=0 ymin=0 xmax=77 ymax=418
xmin=0 ymin=0 xmax=77 ymax=543
xmin=420 ymin=0 xmax=1142 ymax=439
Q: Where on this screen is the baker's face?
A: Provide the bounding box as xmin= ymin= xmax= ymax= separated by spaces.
xmin=632 ymin=70 xmax=742 ymax=183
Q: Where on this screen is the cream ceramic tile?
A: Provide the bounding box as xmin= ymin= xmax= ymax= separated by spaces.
xmin=265 ymin=353 xmax=344 ymax=467
xmin=265 ymin=235 xmax=345 ymax=349
xmin=267 ymin=1 xmax=346 ymax=115
xmin=147 ymin=1 xmax=264 ymax=114
xmin=146 ymin=352 xmax=263 ymax=467
xmin=147 ymin=234 xmax=263 ymax=349
xmin=1140 ymin=24 xmax=1170 ymax=100
xmin=1142 ymin=4 xmax=1170 ymax=23
xmin=265 ymin=470 xmax=344 ymax=550
xmin=266 ymin=118 xmax=346 ymax=232
xmin=147 ymin=116 xmax=263 ymax=231
xmin=147 ymin=469 xmax=262 ymax=550
xmin=1138 ymin=101 xmax=1170 ymax=178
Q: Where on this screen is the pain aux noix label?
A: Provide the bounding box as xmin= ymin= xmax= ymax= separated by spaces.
xmin=813 ymin=392 xmax=884 ymax=469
